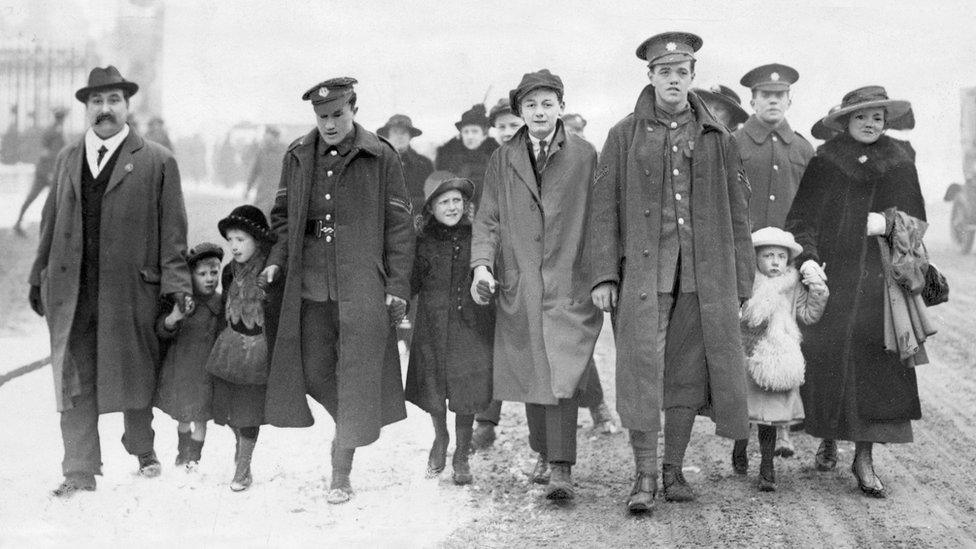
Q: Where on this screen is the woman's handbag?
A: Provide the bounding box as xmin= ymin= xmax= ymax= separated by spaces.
xmin=921 ymin=263 xmax=949 ymax=306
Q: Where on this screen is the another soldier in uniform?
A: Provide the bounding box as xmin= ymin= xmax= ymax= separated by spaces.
xmin=587 ymin=32 xmax=753 ymax=513
xmin=731 ymin=64 xmax=814 ymax=464
xmin=435 ymin=104 xmax=498 ymax=208
xmin=261 ymin=78 xmax=415 ymax=505
xmin=14 ymin=107 xmax=68 ymax=236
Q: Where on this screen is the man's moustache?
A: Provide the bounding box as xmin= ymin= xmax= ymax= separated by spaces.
xmin=95 ymin=113 xmax=115 ymax=124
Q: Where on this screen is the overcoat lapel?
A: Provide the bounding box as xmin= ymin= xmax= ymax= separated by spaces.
xmin=66 ymin=143 xmax=84 ymax=200
xmin=105 ymin=133 xmax=145 ymax=194
xmin=508 ymin=129 xmax=542 ymax=204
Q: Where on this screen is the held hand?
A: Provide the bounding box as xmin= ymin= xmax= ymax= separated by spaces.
xmin=165 ymin=301 xmax=186 ymax=330
xmin=470 ymin=266 xmax=496 ymax=306
xmin=800 ymin=260 xmax=827 ymax=284
xmin=28 ymin=285 xmax=44 ymax=317
xmin=385 ymin=294 xmax=407 ymax=325
xmin=169 ymin=292 xmax=194 ymax=313
xmin=261 ymin=265 xmax=280 ymax=286
xmin=866 ymin=212 xmax=887 ymax=236
xmin=590 ymin=282 xmax=618 ymax=312
xmin=807 ymin=280 xmax=828 ymax=295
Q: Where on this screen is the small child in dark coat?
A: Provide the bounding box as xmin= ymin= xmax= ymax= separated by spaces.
xmin=205 ymin=205 xmax=276 ymax=492
xmin=155 ymin=242 xmax=224 ymax=471
xmin=405 ymin=174 xmax=494 ymax=485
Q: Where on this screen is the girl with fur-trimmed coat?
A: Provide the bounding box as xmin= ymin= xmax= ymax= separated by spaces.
xmin=731 ymin=227 xmax=829 ymax=492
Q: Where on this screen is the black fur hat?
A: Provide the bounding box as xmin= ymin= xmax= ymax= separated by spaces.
xmin=217 ymin=205 xmax=275 ymax=243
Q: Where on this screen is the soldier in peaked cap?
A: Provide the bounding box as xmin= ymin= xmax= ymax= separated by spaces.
xmin=471 ymin=68 xmax=603 ymax=502
xmin=586 ymin=32 xmax=753 ymax=512
xmin=261 ymin=77 xmax=415 ymax=505
xmin=435 ymin=103 xmax=499 ymax=209
xmin=29 ymin=65 xmax=191 ymax=496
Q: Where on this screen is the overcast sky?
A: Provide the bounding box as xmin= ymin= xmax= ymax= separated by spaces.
xmin=3 ymin=0 xmax=976 ymax=197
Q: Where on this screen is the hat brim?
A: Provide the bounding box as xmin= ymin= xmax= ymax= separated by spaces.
xmin=751 ymin=82 xmax=791 ymax=92
xmin=217 ymin=217 xmax=276 ymax=244
xmin=425 ymin=178 xmax=475 ymax=208
xmin=75 ymin=81 xmax=139 ymax=103
xmin=694 ymin=89 xmax=749 ymax=128
xmin=509 ymin=84 xmax=562 ymax=117
xmin=187 ymin=249 xmax=224 ymax=266
xmin=489 ymin=108 xmax=515 ymax=127
xmin=753 ymin=238 xmax=804 ymax=258
xmin=810 ymin=119 xmax=837 ymax=141
xmin=378 ymin=125 xmax=422 ymax=138
xmin=822 ymin=99 xmax=912 ymax=132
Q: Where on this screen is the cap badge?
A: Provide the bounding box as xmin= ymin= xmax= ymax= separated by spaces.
xmin=770 ymin=72 xmax=780 ymax=82
xmin=665 ymin=42 xmax=677 ymax=52
xmin=318 ymin=87 xmax=330 ymax=98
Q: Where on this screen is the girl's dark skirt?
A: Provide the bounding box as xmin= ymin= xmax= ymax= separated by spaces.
xmin=211 ymin=377 xmax=266 ymax=428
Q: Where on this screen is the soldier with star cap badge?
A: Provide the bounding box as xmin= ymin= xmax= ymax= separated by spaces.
xmin=260 ymin=77 xmax=415 ymax=504
xmin=585 ymin=32 xmax=753 ymax=513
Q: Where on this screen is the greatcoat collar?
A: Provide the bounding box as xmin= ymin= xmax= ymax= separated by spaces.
xmin=743 ymin=115 xmax=795 ymax=145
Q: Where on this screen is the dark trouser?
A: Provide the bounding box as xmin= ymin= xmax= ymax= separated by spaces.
xmin=301 ymin=299 xmax=355 ymax=469
xmin=525 ymin=395 xmax=579 ymax=465
xmin=60 ymin=316 xmax=154 ymax=477
xmin=477 ymin=366 xmax=605 ymax=426
xmin=476 ymin=400 xmax=503 ymax=425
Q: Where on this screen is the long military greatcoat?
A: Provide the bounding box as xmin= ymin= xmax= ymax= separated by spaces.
xmin=30 ymin=131 xmax=191 ymax=413
xmin=586 ymin=86 xmax=754 ymax=437
xmin=786 ymin=133 xmax=925 ymax=440
xmin=263 ymin=124 xmax=415 ymax=448
xmin=471 ymin=123 xmax=603 ymax=406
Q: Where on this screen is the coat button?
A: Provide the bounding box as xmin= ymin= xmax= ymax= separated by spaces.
xmin=534 ymin=235 xmax=541 ymax=242
xmin=678 ymin=218 xmax=685 ymax=225
xmin=327 ymin=170 xmax=333 ymax=177
xmin=769 ymin=195 xmax=776 ymax=201
xmin=773 ymin=165 xmax=779 ymax=171
xmin=457 ymin=305 xmax=462 ymax=310
xmin=530 ymin=203 xmax=537 ymax=210
xmin=672 ymin=169 xmax=679 ymax=176
xmin=639 ymin=292 xmax=648 ymax=300
xmin=644 ymin=169 xmax=650 ymax=175
xmin=772 ymin=136 xmax=778 ymax=142
xmin=325 ymin=235 xmax=333 ymax=243
xmin=330 ymin=150 xmax=337 ymax=156
xmin=672 ymin=145 xmax=678 ymax=152
xmin=642 ymin=249 xmax=649 ymax=257
xmin=644 ymin=209 xmax=651 ymax=217
xmin=325 ymin=214 xmax=332 ymax=221
xmin=675 ymin=193 xmax=682 ymax=201
xmin=670 ymin=122 xmax=677 ymax=129
xmin=325 ymin=193 xmax=332 ymax=200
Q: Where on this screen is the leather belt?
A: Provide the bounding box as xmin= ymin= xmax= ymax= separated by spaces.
xmin=305 ymin=219 xmax=335 ymax=239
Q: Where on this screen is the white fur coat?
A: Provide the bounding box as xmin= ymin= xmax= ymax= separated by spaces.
xmin=740 ymin=267 xmax=829 ymax=391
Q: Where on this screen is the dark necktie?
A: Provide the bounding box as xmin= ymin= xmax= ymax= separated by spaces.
xmin=96 ymin=145 xmax=108 ymax=167
xmin=537 ymin=139 xmax=548 ymax=172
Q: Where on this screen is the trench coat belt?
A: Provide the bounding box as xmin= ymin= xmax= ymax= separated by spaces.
xmin=305 ymin=219 xmax=335 ymax=239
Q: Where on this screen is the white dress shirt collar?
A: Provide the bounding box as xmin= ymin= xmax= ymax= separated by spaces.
xmin=528 ymin=127 xmax=557 ymax=159
xmin=85 ymin=124 xmax=130 ymax=178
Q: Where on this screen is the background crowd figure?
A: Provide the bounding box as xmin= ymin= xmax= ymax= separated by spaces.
xmin=23 ymin=29 xmax=938 ymax=519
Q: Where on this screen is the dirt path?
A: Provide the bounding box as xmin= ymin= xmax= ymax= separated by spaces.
xmin=444 ymin=201 xmax=976 ymax=548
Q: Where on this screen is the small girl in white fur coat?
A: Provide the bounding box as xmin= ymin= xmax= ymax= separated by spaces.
xmin=731 ymin=227 xmax=829 ymax=492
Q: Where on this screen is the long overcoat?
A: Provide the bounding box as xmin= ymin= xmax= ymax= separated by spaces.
xmin=786 ymin=133 xmax=925 ymax=439
xmin=586 ymin=86 xmax=754 ymax=437
xmin=263 ymin=125 xmax=414 ymax=448
xmin=29 ymin=131 xmax=191 ymax=413
xmin=471 ymin=123 xmax=603 ymax=406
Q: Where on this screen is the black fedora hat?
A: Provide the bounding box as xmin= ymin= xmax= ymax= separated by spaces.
xmin=75 ymin=65 xmax=139 ymax=103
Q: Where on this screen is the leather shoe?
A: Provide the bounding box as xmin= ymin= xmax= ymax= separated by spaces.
xmin=758 ymin=460 xmax=776 ymax=492
xmin=51 ymin=475 xmax=96 ymax=498
xmin=627 ymin=472 xmax=657 ymax=513
xmin=327 ymin=474 xmax=354 ymax=504
xmin=452 ymin=454 xmax=473 ymax=486
xmin=530 ymin=453 xmax=550 ymax=484
xmin=732 ymin=439 xmax=748 ymax=475
xmin=661 ymin=464 xmax=695 ymax=502
xmin=426 ymin=436 xmax=448 ymax=478
xmin=471 ymin=422 xmax=496 ymax=452
xmin=851 ymin=459 xmax=887 ymax=498
xmin=545 ymin=463 xmax=574 ymax=500
xmin=138 ymin=450 xmax=162 ymax=478
xmin=815 ymin=439 xmax=838 ymax=471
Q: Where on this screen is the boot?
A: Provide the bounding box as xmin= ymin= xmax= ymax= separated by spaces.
xmin=471 ymin=421 xmax=496 ymax=451
xmin=328 ymin=441 xmax=355 ymax=504
xmin=175 ymin=430 xmax=192 ymax=467
xmin=758 ymin=425 xmax=776 ymax=492
xmin=529 ymin=453 xmax=550 ymax=484
xmin=453 ymin=422 xmax=474 ymax=485
xmin=230 ymin=431 xmax=255 ymax=492
xmin=426 ymin=434 xmax=449 ymax=478
xmin=138 ymin=450 xmax=162 ymax=478
xmin=775 ymin=427 xmax=795 ymax=458
xmin=732 ymin=439 xmax=749 ymax=475
xmin=545 ymin=463 xmax=574 ymax=500
xmin=186 ymin=439 xmax=205 ymax=471
xmin=815 ymin=439 xmax=838 ymax=471
xmin=51 ymin=474 xmax=96 ymax=498
xmin=589 ymin=401 xmax=618 ymax=435
xmin=626 ymin=472 xmax=657 ymax=514
xmin=661 ymin=464 xmax=695 ymax=502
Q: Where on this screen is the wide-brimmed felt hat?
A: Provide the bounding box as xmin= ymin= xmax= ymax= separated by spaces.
xmin=423 ymin=171 xmax=473 ymax=208
xmin=378 ymin=114 xmax=422 ymax=138
xmin=509 ymin=69 xmax=564 ymax=117
xmin=488 ymin=98 xmax=515 ymax=126
xmin=811 ymin=104 xmax=842 ymax=140
xmin=694 ymin=85 xmax=748 ymax=128
xmin=822 ymin=86 xmax=911 ymax=132
xmin=752 ymin=227 xmax=803 ymax=258
xmin=75 ymin=65 xmax=139 ymax=103
xmin=218 ymin=205 xmax=275 ymax=244
xmin=455 ymin=104 xmax=489 ymax=131
xmin=635 ymin=31 xmax=702 ymax=66
xmin=186 ymin=241 xmax=225 ymax=266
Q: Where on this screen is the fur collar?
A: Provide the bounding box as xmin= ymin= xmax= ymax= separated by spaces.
xmin=817 ymin=133 xmax=913 ymax=181
xmin=742 ymin=268 xmax=798 ymax=327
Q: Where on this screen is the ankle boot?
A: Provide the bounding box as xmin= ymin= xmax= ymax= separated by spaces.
xmin=426 ymin=434 xmax=449 ymax=478
xmin=530 ymin=453 xmax=550 ymax=484
xmin=453 ymin=426 xmax=474 ymax=485
xmin=545 ymin=463 xmax=574 ymax=500
xmin=627 ymin=471 xmax=657 ymax=513
xmin=661 ymin=464 xmax=695 ymax=502
xmin=757 ymin=425 xmax=776 ymax=492
xmin=230 ymin=435 xmax=256 ymax=492
xmin=186 ymin=439 xmax=205 ymax=469
xmin=175 ymin=430 xmax=192 ymax=466
xmin=732 ymin=439 xmax=749 ymax=475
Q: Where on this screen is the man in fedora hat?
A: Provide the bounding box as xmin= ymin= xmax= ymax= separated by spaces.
xmin=471 ymin=69 xmax=603 ymax=501
xmin=586 ymin=32 xmax=753 ymax=512
xmin=731 ymin=63 xmax=814 ymax=464
xmin=245 ymin=125 xmax=287 ymax=216
xmin=14 ymin=106 xmax=69 ymax=236
xmin=378 ymin=114 xmax=433 ymax=216
xmin=28 ymin=65 xmax=192 ymax=497
xmin=260 ymin=77 xmax=414 ymax=504
xmin=436 ymin=103 xmax=498 ymax=209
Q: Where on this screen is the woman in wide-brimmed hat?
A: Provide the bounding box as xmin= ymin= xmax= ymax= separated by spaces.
xmin=785 ymin=86 xmax=926 ymax=498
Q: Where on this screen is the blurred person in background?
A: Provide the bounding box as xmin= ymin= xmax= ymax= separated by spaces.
xmin=245 ymin=125 xmax=286 ymax=216
xmin=435 ymin=103 xmax=498 ymax=209
xmin=14 ymin=106 xmax=68 ymax=236
xmin=146 ymin=116 xmax=174 ymax=153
